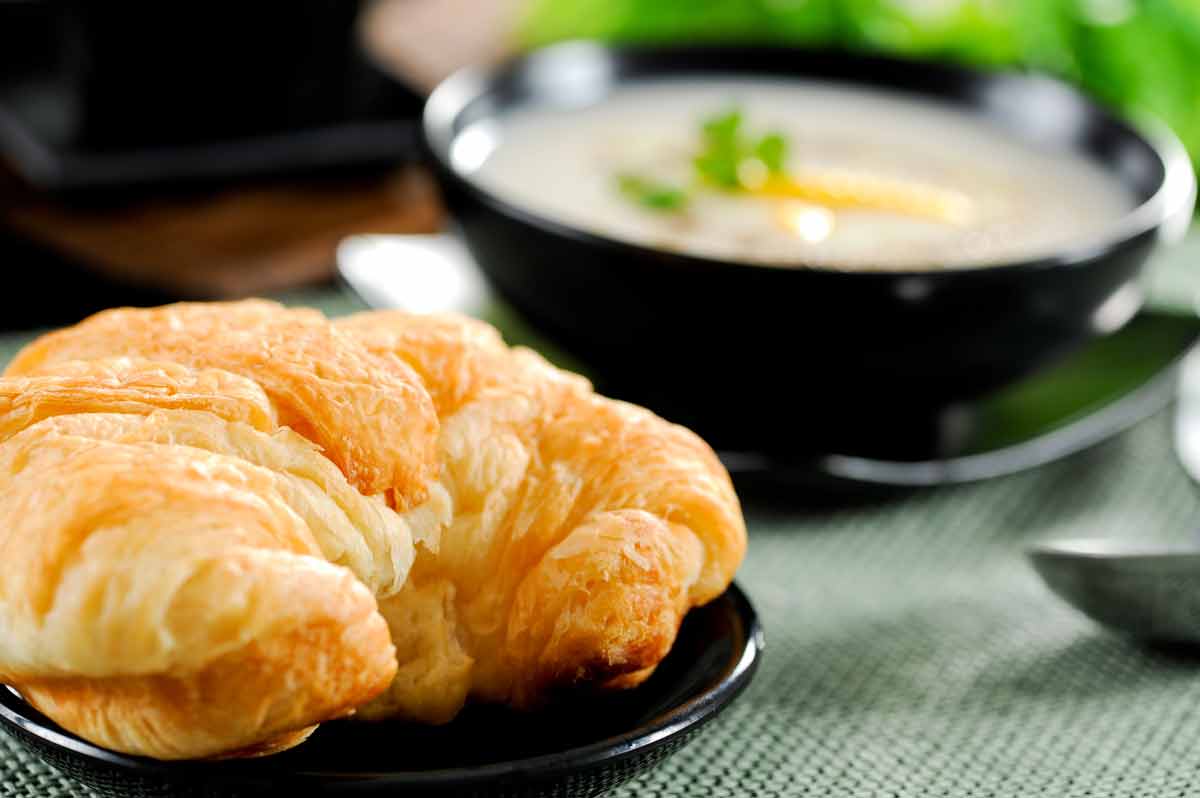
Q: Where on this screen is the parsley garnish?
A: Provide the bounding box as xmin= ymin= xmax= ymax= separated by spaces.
xmin=755 ymin=132 xmax=788 ymax=174
xmin=694 ymin=108 xmax=788 ymax=189
xmin=616 ymin=173 xmax=689 ymax=211
xmin=694 ymin=108 xmax=746 ymax=188
xmin=617 ymin=106 xmax=790 ymax=212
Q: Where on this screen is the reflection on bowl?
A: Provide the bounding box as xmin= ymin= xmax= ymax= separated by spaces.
xmin=424 ymin=43 xmax=1195 ymax=459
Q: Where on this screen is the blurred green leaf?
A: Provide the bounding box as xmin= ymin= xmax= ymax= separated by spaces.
xmin=702 ymin=107 xmax=744 ymax=146
xmin=616 ymin=173 xmax=689 ymax=210
xmin=756 ymin=132 xmax=788 ymax=173
xmin=696 ymin=107 xmax=748 ymax=188
xmin=519 ymin=0 xmax=835 ymax=44
xmin=692 ymin=107 xmax=792 ymax=187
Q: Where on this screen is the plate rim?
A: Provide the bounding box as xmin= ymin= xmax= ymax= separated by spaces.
xmin=0 ymin=583 xmax=762 ymax=787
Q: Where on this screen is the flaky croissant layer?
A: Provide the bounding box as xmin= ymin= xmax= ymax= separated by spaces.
xmin=0 ymin=300 xmax=746 ymax=759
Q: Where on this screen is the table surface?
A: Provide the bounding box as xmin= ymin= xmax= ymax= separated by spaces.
xmin=2 ymin=272 xmax=1200 ymax=797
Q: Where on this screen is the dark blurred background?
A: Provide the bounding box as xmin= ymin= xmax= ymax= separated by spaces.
xmin=0 ymin=0 xmax=1196 ymax=330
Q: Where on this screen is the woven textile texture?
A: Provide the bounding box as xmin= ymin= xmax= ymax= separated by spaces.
xmin=2 ymin=287 xmax=1199 ymax=798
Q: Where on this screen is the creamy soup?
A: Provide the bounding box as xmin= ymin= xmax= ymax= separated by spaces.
xmin=465 ymin=78 xmax=1137 ymax=271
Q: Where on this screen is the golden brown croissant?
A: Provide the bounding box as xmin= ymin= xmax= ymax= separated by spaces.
xmin=0 ymin=300 xmax=746 ymax=758
xmin=336 ymin=311 xmax=746 ymax=722
xmin=7 ymin=300 xmax=439 ymax=509
xmin=0 ymin=413 xmax=400 ymax=759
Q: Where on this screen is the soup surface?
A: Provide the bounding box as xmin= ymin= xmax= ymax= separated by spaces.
xmin=465 ymin=78 xmax=1137 ymax=270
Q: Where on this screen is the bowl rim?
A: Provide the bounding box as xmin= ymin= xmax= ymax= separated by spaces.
xmin=0 ymin=583 xmax=762 ymax=788
xmin=423 ymin=40 xmax=1196 ymax=279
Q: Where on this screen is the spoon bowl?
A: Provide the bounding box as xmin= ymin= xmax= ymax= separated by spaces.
xmin=1028 ymin=539 xmax=1200 ymax=644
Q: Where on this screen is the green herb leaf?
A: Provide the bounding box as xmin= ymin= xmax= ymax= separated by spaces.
xmin=695 ymin=107 xmax=747 ymax=188
xmin=616 ymin=107 xmax=794 ymax=211
xmin=702 ymin=108 xmax=743 ymax=143
xmin=694 ymin=108 xmax=790 ymax=188
xmin=755 ymin=132 xmax=788 ymax=173
xmin=693 ymin=152 xmax=742 ymax=189
xmin=616 ymin=174 xmax=689 ymax=211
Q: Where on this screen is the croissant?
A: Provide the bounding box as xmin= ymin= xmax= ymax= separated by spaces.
xmin=0 ymin=300 xmax=746 ymax=759
xmin=0 ymin=409 xmax=402 ymax=759
xmin=7 ymin=300 xmax=439 ymax=509
xmin=335 ymin=311 xmax=746 ymax=721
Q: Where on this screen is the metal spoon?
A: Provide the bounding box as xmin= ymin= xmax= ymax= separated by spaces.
xmin=1029 ymin=538 xmax=1200 ymax=644
xmin=336 ymin=233 xmax=488 ymax=316
xmin=1027 ymin=346 xmax=1200 ymax=643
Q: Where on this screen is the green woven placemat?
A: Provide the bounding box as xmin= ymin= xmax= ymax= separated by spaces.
xmin=3 ymin=287 xmax=1200 ymax=797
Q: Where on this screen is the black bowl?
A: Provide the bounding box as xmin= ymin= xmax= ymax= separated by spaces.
xmin=423 ymin=43 xmax=1196 ymax=460
xmin=0 ymin=585 xmax=761 ymax=798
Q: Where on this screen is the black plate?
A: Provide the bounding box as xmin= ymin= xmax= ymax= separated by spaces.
xmin=337 ymin=233 xmax=1200 ymax=493
xmin=422 ymin=43 xmax=1196 ymax=460
xmin=0 ymin=585 xmax=761 ymax=798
